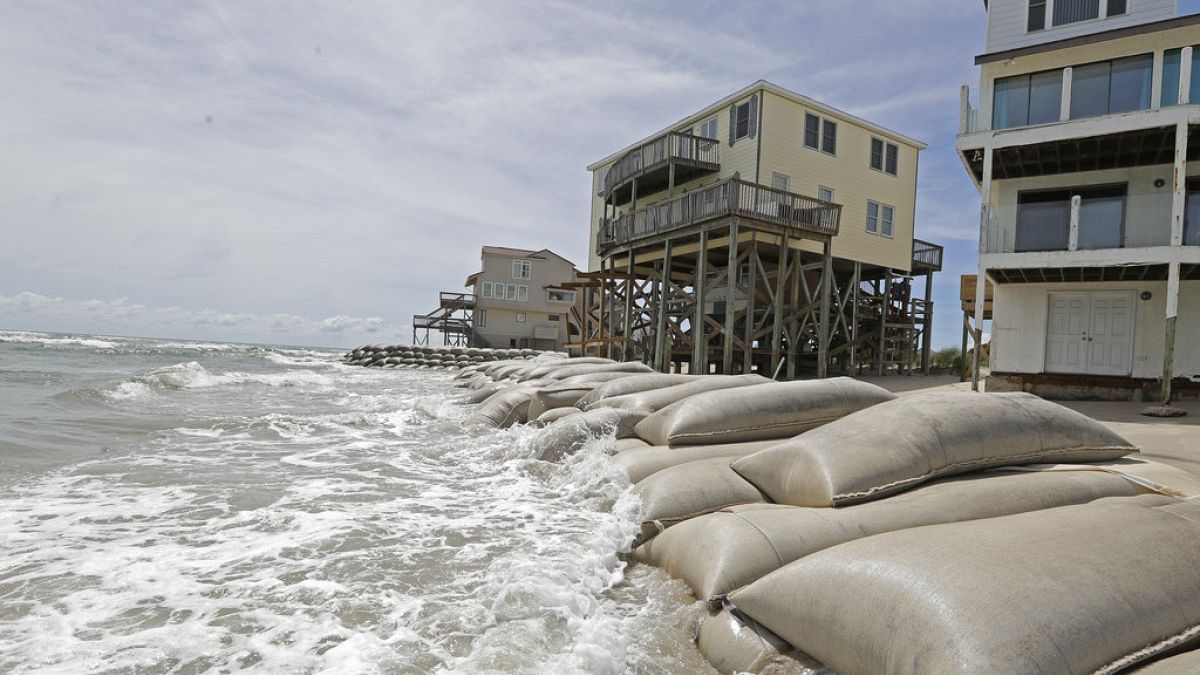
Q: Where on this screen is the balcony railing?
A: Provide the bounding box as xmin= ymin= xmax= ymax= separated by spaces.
xmin=596 ymin=178 xmax=840 ymax=252
xmin=439 ymin=292 xmax=476 ymax=310
xmin=912 ymin=239 xmax=944 ymax=271
xmin=603 ymin=131 xmax=720 ymax=200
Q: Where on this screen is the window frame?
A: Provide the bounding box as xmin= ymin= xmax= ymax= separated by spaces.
xmin=512 ymin=259 xmax=531 ymax=279
xmin=821 ymin=119 xmax=837 ymax=155
xmin=699 ymin=116 xmax=718 ymax=140
xmin=1069 ymin=53 xmax=1152 ymax=120
xmin=771 ymin=172 xmax=790 ymax=192
xmin=517 ymin=285 xmax=528 ymax=302
xmin=866 ymin=201 xmax=880 ymax=234
xmin=515 ymin=312 xmax=527 ymax=323
xmin=866 ymin=200 xmax=895 ymax=238
xmin=1053 ymin=0 xmax=1100 ymax=27
xmin=818 ymin=186 xmax=834 ymax=203
xmin=1028 ymin=0 xmax=1047 ymax=32
xmin=733 ymin=101 xmax=752 ymax=141
xmin=477 ymin=309 xmax=487 ymax=327
xmin=803 ymin=113 xmax=820 ymax=149
xmin=481 ymin=281 xmax=493 ymax=299
xmin=547 ymin=289 xmax=575 ymax=303
xmin=870 ymin=137 xmax=899 ymax=176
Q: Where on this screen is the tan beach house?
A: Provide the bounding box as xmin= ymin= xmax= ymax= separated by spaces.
xmin=958 ymin=0 xmax=1200 ymax=401
xmin=464 ymin=246 xmax=580 ymax=351
xmin=580 ymin=81 xmax=943 ymax=377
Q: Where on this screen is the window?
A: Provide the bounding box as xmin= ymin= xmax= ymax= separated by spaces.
xmin=699 ymin=116 xmax=718 ymax=140
xmin=818 ymin=186 xmax=834 ymax=203
xmin=595 ymin=168 xmax=609 ymax=196
xmin=477 ymin=309 xmax=487 ymax=327
xmin=548 ymin=314 xmax=560 ymax=322
xmin=771 ymin=173 xmax=790 ymax=191
xmin=506 ymin=283 xmax=517 ymax=301
xmin=1015 ymin=185 xmax=1126 ymax=252
xmin=803 ymin=114 xmax=820 ymax=149
xmin=733 ymin=100 xmax=752 ymax=140
xmin=1070 ymin=54 xmax=1152 ymax=119
xmin=548 ymin=289 xmax=575 ymax=303
xmin=993 ymin=70 xmax=1063 ymax=129
xmin=481 ymin=281 xmax=493 ymax=299
xmin=1028 ymin=0 xmax=1046 ymax=31
xmin=512 ymin=259 xmax=531 ymax=279
xmin=1161 ymin=47 xmax=1200 ymax=107
xmin=821 ymin=120 xmax=837 ymax=155
xmin=1107 ymin=0 xmax=1127 ymax=16
xmin=866 ymin=201 xmax=894 ymax=237
xmin=515 ymin=312 xmax=527 ymax=323
xmin=1054 ymin=0 xmax=1099 ymax=26
xmin=516 ymin=285 xmax=528 ymax=302
xmin=870 ymin=138 xmax=899 ymax=175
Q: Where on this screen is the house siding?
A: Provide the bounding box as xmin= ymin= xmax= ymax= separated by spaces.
xmin=985 ymin=0 xmax=1175 ymax=55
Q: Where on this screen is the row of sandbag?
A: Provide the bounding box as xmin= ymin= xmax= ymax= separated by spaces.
xmin=453 ymin=360 xmax=1200 ymax=674
xmin=342 ymin=344 xmax=561 ymax=369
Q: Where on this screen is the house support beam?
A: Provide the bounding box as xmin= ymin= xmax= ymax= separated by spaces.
xmin=693 ymin=230 xmax=709 ymax=373
xmin=818 ymin=239 xmax=833 ymax=379
xmin=922 ymin=270 xmax=934 ymax=375
xmin=973 ymin=143 xmax=994 ymax=391
xmin=743 ymin=233 xmax=758 ymax=374
xmin=655 ymin=240 xmax=673 ymax=372
xmin=1163 ymin=118 xmax=1189 ymax=404
xmin=722 ymin=221 xmax=740 ymax=374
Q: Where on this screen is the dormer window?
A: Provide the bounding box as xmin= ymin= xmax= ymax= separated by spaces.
xmin=1028 ymin=0 xmax=1046 ymax=31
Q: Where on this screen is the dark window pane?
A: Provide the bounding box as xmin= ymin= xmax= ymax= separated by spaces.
xmin=804 ymin=114 xmax=819 ymax=148
xmin=822 ymin=120 xmax=837 ymax=154
xmin=885 ymin=144 xmax=898 ymax=175
xmin=1017 ymin=190 xmax=1072 ymax=252
xmin=735 ymin=102 xmax=750 ymax=138
xmin=870 ymin=138 xmax=883 ymax=170
xmin=1107 ymin=0 xmax=1126 ymax=16
xmin=1028 ymin=70 xmax=1063 ymax=124
xmin=1190 ymin=51 xmax=1200 ymax=105
xmin=993 ymin=75 xmax=1030 ymax=129
xmin=1187 ymin=187 xmax=1200 ymax=246
xmin=1029 ymin=0 xmax=1046 ymax=31
xmin=1162 ymin=49 xmax=1181 ymax=107
xmin=1070 ymin=61 xmax=1110 ymax=119
xmin=1054 ymin=0 xmax=1099 ymax=25
xmin=1109 ymin=54 xmax=1152 ymax=113
xmin=1077 ymin=194 xmax=1124 ymax=249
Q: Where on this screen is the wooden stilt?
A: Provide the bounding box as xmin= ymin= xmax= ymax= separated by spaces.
xmin=818 ymin=239 xmax=832 ymax=379
xmin=693 ymin=230 xmax=708 ymax=374
xmin=723 ymin=221 xmax=739 ymax=374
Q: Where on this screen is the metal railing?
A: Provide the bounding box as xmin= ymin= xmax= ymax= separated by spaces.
xmin=604 ymin=131 xmax=720 ymax=196
xmin=596 ymin=178 xmax=840 ymax=251
xmin=912 ymin=239 xmax=944 ymax=271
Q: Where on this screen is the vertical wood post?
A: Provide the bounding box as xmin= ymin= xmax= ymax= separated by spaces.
xmin=973 ymin=144 xmax=994 ymax=391
xmin=922 ymin=270 xmax=934 ymax=375
xmin=771 ymin=234 xmax=789 ymax=375
xmin=849 ymin=262 xmax=860 ymax=372
xmin=877 ymin=270 xmax=892 ymax=376
xmin=786 ymin=248 xmax=801 ymax=380
xmin=623 ymin=252 xmax=635 ymax=361
xmin=693 ymin=230 xmax=709 ymax=373
xmin=656 ymin=240 xmax=673 ymax=372
xmin=1163 ymin=119 xmax=1189 ymax=404
xmin=817 ymin=239 xmax=833 ymax=378
xmin=961 ymin=312 xmax=970 ymax=382
xmin=743 ymin=233 xmax=758 ymax=373
xmin=723 ymin=221 xmax=740 ymax=374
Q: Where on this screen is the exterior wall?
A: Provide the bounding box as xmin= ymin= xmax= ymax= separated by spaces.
xmin=990 ymin=279 xmax=1199 ymax=378
xmin=758 ymin=90 xmax=919 ymax=271
xmin=985 ymin=161 xmax=1199 ymax=253
xmin=985 ymin=0 xmax=1175 ymax=55
xmin=469 ymin=250 xmax=577 ymax=348
xmin=976 ymin=22 xmax=1200 ymax=131
xmin=588 ymin=86 xmax=922 ymax=272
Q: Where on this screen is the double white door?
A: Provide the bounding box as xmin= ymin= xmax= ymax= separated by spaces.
xmin=1045 ymin=292 xmax=1134 ymax=376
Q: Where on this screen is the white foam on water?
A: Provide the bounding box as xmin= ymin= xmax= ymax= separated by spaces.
xmin=0 ymin=330 xmax=119 ymax=350
xmin=0 ymin=362 xmax=712 ymax=674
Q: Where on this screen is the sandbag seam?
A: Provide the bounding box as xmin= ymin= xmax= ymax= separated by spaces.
xmin=1093 ymin=622 xmax=1200 ymax=675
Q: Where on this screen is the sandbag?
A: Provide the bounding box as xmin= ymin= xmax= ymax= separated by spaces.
xmin=528 ymin=408 xmax=649 ymax=462
xmin=534 ymin=361 xmax=655 ymax=382
xmin=729 ymin=495 xmax=1195 ymax=675
xmin=533 ymin=407 xmax=580 ymax=427
xmin=634 ymin=377 xmax=895 ymax=446
xmin=597 ymin=374 xmax=769 ymax=412
xmin=467 ymin=381 xmax=508 ymax=403
xmin=517 ymin=357 xmax=616 ymax=381
xmin=635 ymin=468 xmax=1147 ymax=604
xmin=634 ymin=457 xmax=765 ymax=545
xmin=732 ymin=391 xmax=1138 ymax=507
xmin=464 ymin=385 xmax=539 ymax=428
xmin=575 ymin=373 xmax=696 ymax=409
xmin=556 ymin=371 xmax=643 ymax=386
xmin=527 ymin=383 xmax=596 ymax=421
xmin=612 ymin=437 xmax=651 ymax=453
xmin=613 ymin=440 xmax=781 ymax=485
xmin=697 ymin=608 xmax=830 ymax=675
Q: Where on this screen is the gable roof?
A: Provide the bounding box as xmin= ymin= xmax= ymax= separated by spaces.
xmin=465 ymin=245 xmax=579 ymax=287
xmin=586 ymin=79 xmax=927 ymax=171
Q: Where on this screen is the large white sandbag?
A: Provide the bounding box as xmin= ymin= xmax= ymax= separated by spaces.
xmin=597 ymin=374 xmax=769 ymax=412
xmin=613 ymin=441 xmax=781 ymax=485
xmin=729 ymin=495 xmax=1194 ymax=675
xmin=556 ymin=371 xmax=644 ymax=386
xmin=634 ymin=457 xmax=765 ymax=545
xmin=467 ymin=381 xmax=509 ymax=404
xmin=575 ymin=373 xmax=697 ymax=409
xmin=517 ymin=357 xmax=616 ymax=381
xmin=613 ymin=437 xmax=650 ymax=453
xmin=531 ymin=361 xmax=655 ymax=383
xmin=464 ymin=385 xmax=540 ymax=428
xmin=533 ymin=407 xmax=580 ymax=427
xmin=635 ymin=468 xmax=1147 ymax=604
xmin=634 ymin=377 xmax=895 ymax=446
xmin=527 ymin=383 xmax=596 ymax=421
xmin=697 ymin=608 xmax=830 ymax=675
xmin=529 ymin=408 xmax=649 ymax=462
xmin=732 ymin=392 xmax=1138 ymax=507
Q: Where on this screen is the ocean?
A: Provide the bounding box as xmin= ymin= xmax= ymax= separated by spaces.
xmin=0 ymin=331 xmax=711 ymax=674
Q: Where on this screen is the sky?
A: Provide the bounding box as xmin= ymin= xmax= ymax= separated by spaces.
xmin=1 ymin=0 xmax=1177 ymax=349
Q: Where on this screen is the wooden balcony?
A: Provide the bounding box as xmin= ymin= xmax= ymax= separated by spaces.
xmin=439 ymin=292 xmax=476 ymax=311
xmin=912 ymin=239 xmax=944 ymax=272
xmin=596 ymin=178 xmax=840 ymax=253
xmin=603 ymin=131 xmax=720 ymax=206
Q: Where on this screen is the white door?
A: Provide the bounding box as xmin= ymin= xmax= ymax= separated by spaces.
xmin=1045 ymin=292 xmax=1134 ymax=376
xmin=1045 ymin=293 xmax=1090 ymax=373
xmin=1086 ymin=292 xmax=1134 ymax=376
